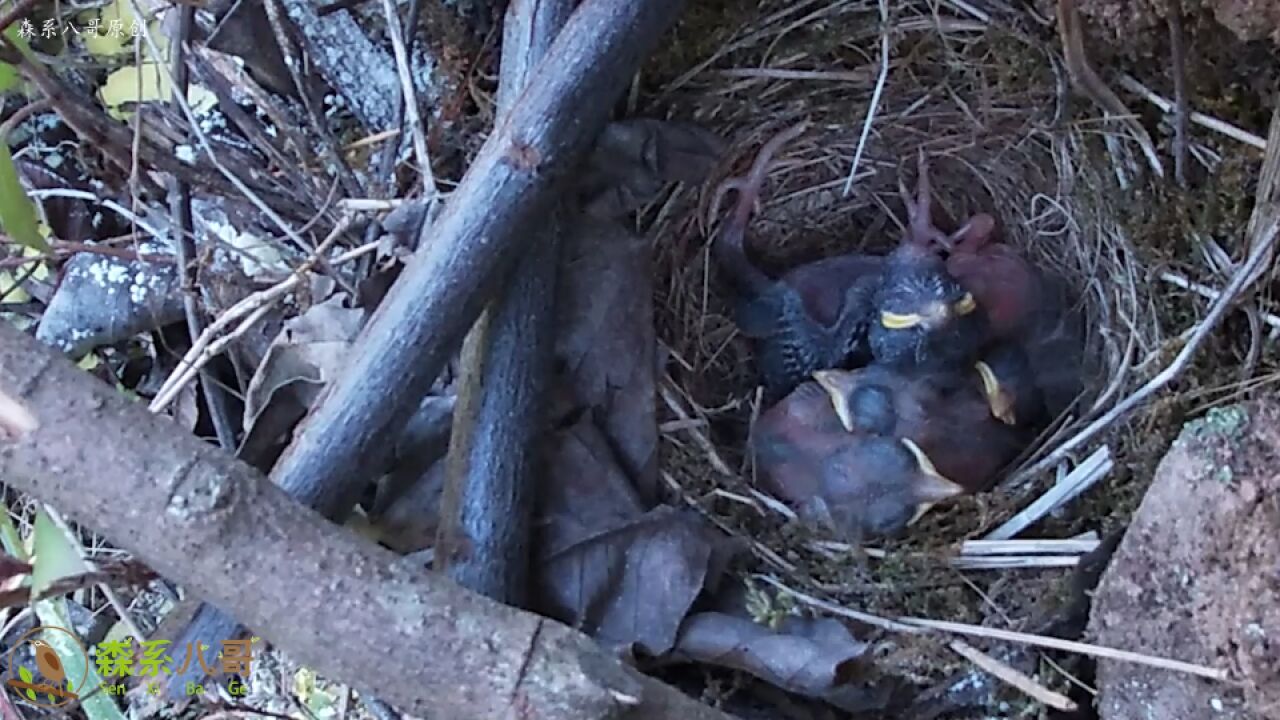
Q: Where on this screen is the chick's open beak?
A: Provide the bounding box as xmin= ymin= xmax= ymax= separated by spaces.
xmin=813 ymin=369 xmax=859 ymax=433
xmin=900 ymin=437 xmax=965 ymax=525
xmin=976 ymin=361 xmax=1016 ymax=425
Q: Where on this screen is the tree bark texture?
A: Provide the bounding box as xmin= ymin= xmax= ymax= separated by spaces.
xmin=0 ymin=323 xmax=732 ymax=720
xmin=436 ymin=0 xmax=573 ymax=604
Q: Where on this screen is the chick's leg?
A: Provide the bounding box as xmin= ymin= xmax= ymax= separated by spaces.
xmin=710 ymin=123 xmax=808 ymax=296
xmin=897 ymin=150 xmax=952 ymax=249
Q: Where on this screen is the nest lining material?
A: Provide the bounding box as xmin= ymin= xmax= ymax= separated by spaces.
xmin=646 ymin=0 xmax=1165 ymax=641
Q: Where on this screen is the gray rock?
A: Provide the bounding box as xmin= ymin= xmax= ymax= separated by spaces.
xmin=36 ymin=251 xmax=184 ymax=356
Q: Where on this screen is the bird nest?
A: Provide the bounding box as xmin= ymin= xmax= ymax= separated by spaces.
xmin=640 ymin=0 xmax=1184 ymax=692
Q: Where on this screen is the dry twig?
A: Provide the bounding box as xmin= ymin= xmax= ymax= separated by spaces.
xmin=1055 ymin=0 xmax=1163 ymax=177
xmin=1167 ymin=2 xmax=1189 ymax=186
xmin=995 ymin=446 xmax=1112 ymax=534
xmin=948 ymin=639 xmax=1078 ymax=711
xmin=149 ymin=221 xmax=367 ymax=412
xmin=381 ymin=0 xmax=437 ymax=198
xmin=1018 ymin=105 xmax=1280 ymax=479
xmin=1118 ymin=74 xmax=1266 ymax=150
xmin=759 ymin=574 xmax=1229 ymax=681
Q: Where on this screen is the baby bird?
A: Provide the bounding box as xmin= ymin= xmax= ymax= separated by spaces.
xmin=813 ymin=344 xmax=1037 ymax=494
xmin=867 ymin=153 xmax=988 ymax=372
xmin=750 ymin=380 xmax=965 ymax=541
xmin=943 ymin=218 xmax=1086 ymax=419
xmin=712 ymin=124 xmax=883 ymax=402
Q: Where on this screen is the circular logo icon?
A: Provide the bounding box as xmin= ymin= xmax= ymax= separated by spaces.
xmin=5 ymin=626 xmax=88 ymax=708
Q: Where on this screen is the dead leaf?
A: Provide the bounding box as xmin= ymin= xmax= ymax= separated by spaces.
xmin=369 ymin=460 xmax=446 ymax=554
xmin=380 ymin=200 xmax=431 ymax=248
xmin=373 ymin=393 xmax=456 ymax=518
xmin=554 ymin=218 xmax=659 ymax=501
xmin=243 ymin=291 xmax=364 ymax=432
xmin=533 ymin=417 xmax=732 ymax=656
xmin=171 ymin=381 xmax=200 ymax=432
xmin=550 ymin=119 xmax=722 ymax=502
xmin=578 ymin=119 xmax=726 ymax=219
xmin=672 ymin=612 xmax=892 ymax=713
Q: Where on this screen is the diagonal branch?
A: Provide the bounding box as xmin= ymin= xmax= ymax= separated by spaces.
xmin=164 ymin=0 xmax=689 ymax=694
xmin=0 ymin=323 xmax=731 ymax=720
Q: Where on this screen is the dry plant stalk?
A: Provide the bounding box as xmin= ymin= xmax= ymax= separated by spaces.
xmin=948 ymin=639 xmax=1077 ymax=711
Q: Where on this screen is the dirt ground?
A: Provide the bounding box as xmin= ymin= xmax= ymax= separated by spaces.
xmin=1088 ymin=400 xmax=1280 ymax=719
xmin=1075 ymin=0 xmax=1280 ymax=45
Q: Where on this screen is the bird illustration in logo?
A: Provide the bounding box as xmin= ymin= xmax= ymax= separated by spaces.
xmin=30 ymin=640 xmax=65 ymax=688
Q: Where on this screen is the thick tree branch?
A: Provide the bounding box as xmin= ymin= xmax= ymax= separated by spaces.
xmin=167 ymin=0 xmax=686 ymax=693
xmin=275 ymin=0 xmax=684 ymax=537
xmin=436 ymin=0 xmax=572 ymax=603
xmin=0 ymin=323 xmax=732 ymax=720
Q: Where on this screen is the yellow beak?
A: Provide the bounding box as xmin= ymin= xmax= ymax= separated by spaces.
xmin=976 ymin=361 xmax=1016 ymax=425
xmin=899 ymin=437 xmax=964 ymax=526
xmin=879 ymin=310 xmax=921 ymax=329
xmin=813 ymin=369 xmax=858 ymax=432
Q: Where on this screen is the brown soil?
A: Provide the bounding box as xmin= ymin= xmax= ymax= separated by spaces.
xmin=1088 ymin=400 xmax=1280 ymax=719
xmin=1074 ymin=0 xmax=1280 ymax=45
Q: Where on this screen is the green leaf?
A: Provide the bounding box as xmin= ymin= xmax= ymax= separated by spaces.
xmin=79 ymin=0 xmax=141 ymax=58
xmin=0 ymin=500 xmax=27 ymax=561
xmin=0 ymin=62 xmax=17 ymax=94
xmin=0 ymin=141 xmax=48 ymax=254
xmin=19 ymin=665 xmax=32 ymax=684
xmin=0 ymin=25 xmax=32 ymax=96
xmin=24 ymin=687 xmax=34 ymax=702
xmin=30 ymin=511 xmax=88 ymax=597
xmin=30 ymin=513 xmax=125 ymax=720
xmin=34 ymin=612 xmax=124 ymax=720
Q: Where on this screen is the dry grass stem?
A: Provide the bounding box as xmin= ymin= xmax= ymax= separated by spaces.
xmin=991 ymin=446 xmax=1113 ymax=538
xmin=903 ymin=617 xmax=1230 ymax=681
xmin=1118 ymin=74 xmax=1267 ymax=150
xmin=1055 ymin=0 xmax=1163 ymax=177
xmin=381 ymin=0 xmax=437 ymax=198
xmin=1016 ymin=103 xmax=1280 ymax=480
xmin=842 ymin=0 xmax=890 ymax=196
xmin=948 ymin=639 xmax=1078 ymax=711
xmin=960 ymin=539 xmax=1100 ymax=555
xmin=1160 ymin=271 xmax=1280 ymax=330
xmin=760 ymin=576 xmax=1229 ymax=681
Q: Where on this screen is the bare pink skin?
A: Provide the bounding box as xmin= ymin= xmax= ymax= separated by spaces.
xmin=938 ymin=201 xmax=1036 ymax=341
xmin=711 ymin=122 xmax=809 ymax=241
xmin=709 ymin=123 xmax=810 ymax=295
xmin=898 ymin=151 xmax=999 ymax=253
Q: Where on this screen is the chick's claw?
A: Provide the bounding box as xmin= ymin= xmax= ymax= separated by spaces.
xmin=897 ymin=151 xmax=953 ymax=250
